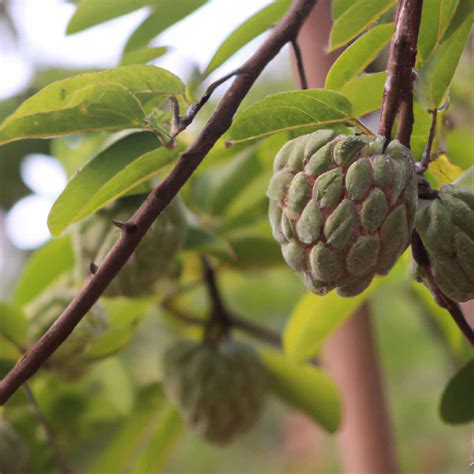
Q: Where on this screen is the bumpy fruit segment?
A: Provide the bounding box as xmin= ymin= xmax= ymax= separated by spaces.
xmin=162 ymin=339 xmax=267 ymax=445
xmin=73 ymin=194 xmax=187 ymax=298
xmin=267 ymin=130 xmax=418 ymax=297
xmin=26 ymin=286 xmax=108 ymax=379
xmin=0 ymin=420 xmax=29 ymax=474
xmin=415 ymin=184 xmax=474 ymax=302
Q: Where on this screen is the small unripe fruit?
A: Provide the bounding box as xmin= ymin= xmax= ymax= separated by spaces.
xmin=74 ymin=194 xmax=187 ymax=298
xmin=162 ymin=339 xmax=267 ymax=445
xmin=267 ymin=130 xmax=418 ymax=297
xmin=414 ymin=184 xmax=474 ymax=302
xmin=26 ymin=286 xmax=107 ymax=379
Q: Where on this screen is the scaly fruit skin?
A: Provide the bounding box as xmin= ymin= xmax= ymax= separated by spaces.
xmin=0 ymin=420 xmax=29 ymax=474
xmin=415 ymin=185 xmax=474 ymax=302
xmin=267 ymin=130 xmax=418 ymax=297
xmin=26 ymin=286 xmax=108 ymax=379
xmin=74 ymin=194 xmax=187 ymax=298
xmin=162 ymin=339 xmax=267 ymax=445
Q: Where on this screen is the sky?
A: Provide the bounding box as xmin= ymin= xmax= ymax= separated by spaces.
xmin=0 ymin=0 xmax=275 ymax=249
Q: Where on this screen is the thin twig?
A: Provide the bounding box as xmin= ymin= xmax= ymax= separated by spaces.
xmin=0 ymin=0 xmax=318 ymax=405
xmin=162 ymin=299 xmax=282 ymax=349
xmin=379 ymin=0 xmax=423 ymax=146
xmin=416 ymin=108 xmax=437 ymax=174
xmin=291 ymin=39 xmax=308 ymax=89
xmin=23 ymin=383 xmax=72 ymax=474
xmin=172 ymin=68 xmax=245 ymax=137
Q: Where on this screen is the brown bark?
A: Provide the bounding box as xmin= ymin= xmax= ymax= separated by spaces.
xmin=323 ymin=305 xmax=399 ymax=474
xmin=294 ymin=3 xmax=399 ymax=473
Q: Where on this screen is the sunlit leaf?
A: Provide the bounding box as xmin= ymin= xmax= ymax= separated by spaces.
xmin=67 ymin=0 xmax=150 ymax=34
xmin=228 ymin=89 xmax=353 ymax=145
xmin=124 ymin=0 xmax=207 ymax=53
xmin=417 ymin=1 xmax=474 ymax=109
xmin=120 ymin=46 xmax=169 ymax=66
xmin=202 ymin=0 xmax=291 ymax=78
xmin=340 ymin=72 xmax=386 ymax=117
xmin=417 ymin=0 xmax=460 ymax=63
xmin=326 ymin=23 xmax=394 ymax=90
xmin=0 ymin=66 xmax=184 ymax=144
xmin=284 ymin=280 xmax=382 ymax=362
xmin=446 ymin=128 xmax=474 ymax=170
xmin=0 ymin=301 xmax=28 ymax=349
xmin=427 ymin=154 xmax=463 ymax=186
xmin=48 ymin=132 xmax=182 ymax=236
xmin=329 ymin=0 xmax=396 ymax=51
xmin=439 ymin=359 xmax=474 ymax=424
xmin=13 ymin=236 xmax=74 ymax=306
xmin=259 ymin=348 xmax=341 ymax=433
xmin=131 ymin=404 xmax=184 ymax=473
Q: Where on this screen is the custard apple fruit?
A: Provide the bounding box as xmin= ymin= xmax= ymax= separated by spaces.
xmin=26 ymin=286 xmax=108 ymax=379
xmin=162 ymin=339 xmax=267 ymax=445
xmin=414 ymin=184 xmax=474 ymax=302
xmin=267 ymin=130 xmax=418 ymax=296
xmin=74 ymin=193 xmax=187 ymax=298
xmin=0 ymin=420 xmax=29 ymax=474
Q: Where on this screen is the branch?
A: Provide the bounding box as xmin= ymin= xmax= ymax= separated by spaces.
xmin=0 ymin=0 xmax=317 ymax=405
xmin=291 ymin=39 xmax=308 ymax=89
xmin=416 ymin=108 xmax=437 ymax=174
xmin=172 ymin=68 xmax=244 ymax=137
xmin=379 ymin=0 xmax=423 ymax=146
xmin=162 ymin=298 xmax=282 ymax=349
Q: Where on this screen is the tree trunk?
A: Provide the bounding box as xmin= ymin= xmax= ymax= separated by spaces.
xmin=293 ymin=3 xmax=399 ymax=473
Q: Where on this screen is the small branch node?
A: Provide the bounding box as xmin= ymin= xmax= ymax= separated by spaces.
xmin=89 ymin=262 xmax=98 ymax=275
xmin=112 ymin=220 xmax=137 ymax=233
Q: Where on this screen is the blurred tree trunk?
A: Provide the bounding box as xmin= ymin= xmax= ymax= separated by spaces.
xmin=293 ymin=2 xmax=399 ymax=473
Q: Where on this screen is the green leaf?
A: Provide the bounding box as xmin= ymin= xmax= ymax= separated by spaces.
xmin=48 ymin=132 xmax=182 ymax=236
xmin=329 ymin=0 xmax=396 ymax=51
xmin=228 ymin=89 xmax=353 ymax=145
xmin=131 ymin=404 xmax=184 ymax=473
xmin=120 ymin=46 xmax=169 ymax=66
xmin=124 ymin=0 xmax=207 ymax=52
xmin=259 ymin=348 xmax=341 ymax=433
xmin=284 ymin=280 xmax=381 ymax=362
xmin=326 ymin=23 xmax=394 ymax=90
xmin=13 ymin=236 xmax=74 ymax=306
xmin=0 ymin=301 xmax=28 ymax=349
xmin=446 ymin=128 xmax=474 ymax=170
xmin=340 ymin=72 xmax=386 ymax=117
xmin=222 ymin=225 xmax=283 ymax=268
xmin=183 ymin=226 xmax=233 ymax=258
xmin=90 ymin=384 xmax=167 ymax=474
xmin=417 ymin=0 xmax=460 ymax=63
xmin=206 ymin=147 xmax=261 ymax=215
xmin=439 ymin=359 xmax=474 ymax=424
xmin=332 ymin=0 xmax=354 ymax=20
xmin=67 ymin=0 xmax=150 ymax=34
xmin=453 ymin=166 xmax=474 ymax=190
xmin=411 ymin=281 xmax=466 ymax=356
xmin=417 ymin=1 xmax=474 ymax=109
xmin=202 ymin=0 xmax=291 ymax=78
xmin=86 ymin=297 xmax=151 ymax=360
xmin=0 ymin=66 xmax=184 ymax=144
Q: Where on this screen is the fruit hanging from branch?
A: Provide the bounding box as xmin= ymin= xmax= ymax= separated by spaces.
xmin=267 ymin=129 xmax=418 ymax=297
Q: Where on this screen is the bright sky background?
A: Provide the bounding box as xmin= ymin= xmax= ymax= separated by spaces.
xmin=1 ymin=0 xmax=280 ymax=249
